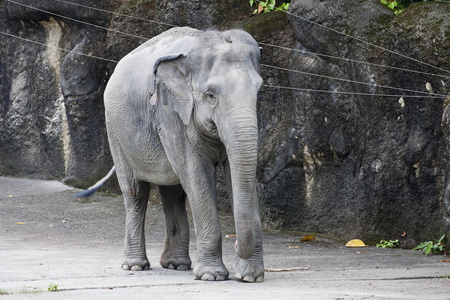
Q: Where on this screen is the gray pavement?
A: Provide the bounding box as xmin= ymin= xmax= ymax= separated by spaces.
xmin=0 ymin=176 xmax=449 ymax=299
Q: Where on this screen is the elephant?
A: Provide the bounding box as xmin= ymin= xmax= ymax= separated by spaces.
xmin=101 ymin=27 xmax=264 ymax=282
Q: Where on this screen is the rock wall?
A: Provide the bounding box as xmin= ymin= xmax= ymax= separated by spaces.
xmin=256 ymin=1 xmax=449 ymax=246
xmin=1 ymin=0 xmax=448 ymax=246
xmin=0 ymin=0 xmax=114 ymax=186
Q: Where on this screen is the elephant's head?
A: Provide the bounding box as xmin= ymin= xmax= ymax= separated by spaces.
xmin=150 ymin=28 xmax=263 ymax=259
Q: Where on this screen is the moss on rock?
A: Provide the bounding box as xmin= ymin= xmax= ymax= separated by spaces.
xmin=239 ymin=11 xmax=289 ymax=41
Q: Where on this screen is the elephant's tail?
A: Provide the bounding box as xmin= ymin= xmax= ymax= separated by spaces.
xmin=75 ymin=166 xmax=116 ymax=198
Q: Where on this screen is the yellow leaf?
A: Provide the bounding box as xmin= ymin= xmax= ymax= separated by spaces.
xmin=16 ymin=222 xmax=26 ymax=225
xmin=345 ymin=239 xmax=366 ymax=247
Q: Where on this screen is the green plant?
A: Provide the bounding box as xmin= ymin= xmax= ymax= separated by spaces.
xmin=249 ymin=0 xmax=290 ymax=14
xmin=380 ymin=0 xmax=405 ymax=14
xmin=379 ymin=0 xmax=433 ymax=15
xmin=48 ymin=283 xmax=59 ymax=292
xmin=376 ymin=239 xmax=399 ymax=248
xmin=413 ymin=235 xmax=446 ymax=256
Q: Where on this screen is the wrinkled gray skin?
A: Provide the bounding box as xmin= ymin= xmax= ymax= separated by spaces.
xmin=104 ymin=27 xmax=264 ymax=283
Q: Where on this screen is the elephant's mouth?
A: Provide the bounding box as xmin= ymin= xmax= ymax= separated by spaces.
xmin=209 ymin=118 xmax=218 ymax=137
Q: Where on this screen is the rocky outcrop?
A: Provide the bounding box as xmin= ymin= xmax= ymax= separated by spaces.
xmin=254 ymin=0 xmax=449 ymax=246
xmin=0 ymin=0 xmax=114 ymax=186
xmin=1 ymin=0 xmax=448 ymax=246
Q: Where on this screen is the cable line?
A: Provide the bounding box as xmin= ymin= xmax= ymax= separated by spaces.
xmin=261 ymin=64 xmax=447 ymax=97
xmin=0 ymin=31 xmax=119 ymax=63
xmin=285 ymin=10 xmax=450 ymax=75
xmin=49 ymin=0 xmax=450 ymax=79
xmin=259 ymin=42 xmax=450 ymax=79
xmin=8 ymin=0 xmax=150 ymax=41
xmin=3 ymin=29 xmax=442 ymax=99
xmin=53 ymin=0 xmax=175 ymax=28
xmin=2 ymin=0 xmax=448 ymax=100
xmin=1 ymin=28 xmax=446 ymax=98
xmin=8 ymin=0 xmax=449 ymax=80
xmin=263 ymin=84 xmax=447 ymax=99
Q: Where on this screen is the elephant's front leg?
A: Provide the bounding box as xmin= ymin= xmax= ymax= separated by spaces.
xmin=182 ymin=161 xmax=228 ymax=281
xmin=122 ymin=180 xmax=151 ymax=271
xmin=232 ymin=223 xmax=264 ymax=283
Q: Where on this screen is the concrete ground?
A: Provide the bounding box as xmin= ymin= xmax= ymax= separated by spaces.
xmin=0 ymin=176 xmax=449 ymax=299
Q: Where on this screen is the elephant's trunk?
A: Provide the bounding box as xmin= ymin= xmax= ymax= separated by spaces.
xmin=217 ymin=104 xmax=259 ymax=260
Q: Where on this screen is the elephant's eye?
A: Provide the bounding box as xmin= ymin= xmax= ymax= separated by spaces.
xmin=204 ymin=91 xmax=217 ymax=104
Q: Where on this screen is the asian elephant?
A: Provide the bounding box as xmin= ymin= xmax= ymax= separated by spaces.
xmin=103 ymin=27 xmax=264 ymax=282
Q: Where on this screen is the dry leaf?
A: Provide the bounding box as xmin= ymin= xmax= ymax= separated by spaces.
xmin=300 ymin=235 xmax=316 ymax=242
xmin=225 ymin=234 xmax=236 ymax=238
xmin=288 ymin=245 xmax=302 ymax=249
xmin=441 ymin=259 xmax=450 ymax=263
xmin=257 ymin=5 xmax=264 ymax=14
xmin=399 ymin=230 xmax=406 ymax=237
xmin=62 ymin=220 xmax=69 ymax=223
xmin=16 ymin=222 xmax=26 ymax=225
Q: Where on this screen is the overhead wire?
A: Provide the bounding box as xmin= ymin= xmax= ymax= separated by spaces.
xmin=260 ymin=64 xmax=445 ymax=97
xmin=2 ymin=0 xmax=449 ymax=99
xmin=258 ymin=42 xmax=450 ymax=80
xmin=0 ymin=31 xmax=447 ymax=98
xmin=262 ymin=85 xmax=446 ymax=98
xmin=1 ymin=28 xmax=444 ymax=98
xmin=285 ymin=10 xmax=450 ymax=75
xmin=0 ymin=30 xmax=119 ymax=63
xmin=47 ymin=0 xmax=450 ymax=80
xmin=7 ymin=0 xmax=149 ymax=40
xmin=53 ymin=0 xmax=175 ymax=28
xmin=6 ymin=0 xmax=447 ymax=83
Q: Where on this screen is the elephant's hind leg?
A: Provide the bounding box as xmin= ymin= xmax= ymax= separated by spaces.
xmin=159 ymin=185 xmax=192 ymax=270
xmin=122 ymin=180 xmax=151 ymax=271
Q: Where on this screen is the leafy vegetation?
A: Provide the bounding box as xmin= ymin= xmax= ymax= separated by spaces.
xmin=48 ymin=283 xmax=59 ymax=292
xmin=250 ymin=0 xmax=435 ymax=16
xmin=249 ymin=0 xmax=290 ymax=14
xmin=412 ymin=235 xmax=446 ymax=256
xmin=376 ymin=239 xmax=399 ymax=248
xmin=379 ymin=0 xmax=433 ymax=15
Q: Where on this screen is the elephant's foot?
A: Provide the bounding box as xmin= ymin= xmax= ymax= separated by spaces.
xmin=160 ymin=253 xmax=192 ymax=271
xmin=122 ymin=257 xmax=150 ymax=271
xmin=232 ymin=256 xmax=264 ymax=283
xmin=193 ymin=261 xmax=229 ymax=281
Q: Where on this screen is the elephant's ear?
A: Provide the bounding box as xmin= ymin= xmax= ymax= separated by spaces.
xmin=151 ymin=54 xmax=194 ymax=126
